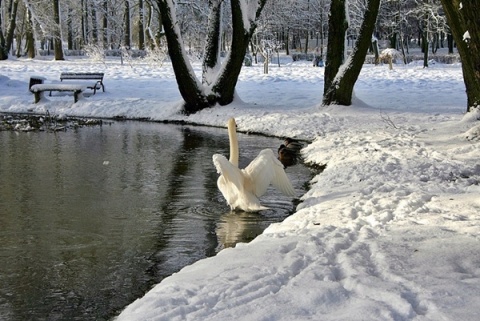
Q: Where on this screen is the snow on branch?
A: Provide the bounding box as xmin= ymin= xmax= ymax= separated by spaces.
xmin=239 ymin=0 xmax=261 ymax=32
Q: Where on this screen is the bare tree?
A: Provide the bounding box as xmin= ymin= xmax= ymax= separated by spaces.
xmin=0 ymin=0 xmax=20 ymax=59
xmin=440 ymin=0 xmax=480 ymax=113
xmin=323 ymin=0 xmax=381 ymax=106
xmin=157 ymin=0 xmax=267 ymax=114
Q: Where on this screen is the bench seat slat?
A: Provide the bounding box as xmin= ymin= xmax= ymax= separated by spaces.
xmin=31 ymin=84 xmax=87 ymax=92
xmin=31 ymin=84 xmax=85 ymax=103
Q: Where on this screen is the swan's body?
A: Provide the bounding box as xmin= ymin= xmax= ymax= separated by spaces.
xmin=213 ymin=118 xmax=296 ymax=212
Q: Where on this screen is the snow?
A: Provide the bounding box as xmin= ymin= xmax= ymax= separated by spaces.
xmin=30 ymin=83 xmax=87 ymax=91
xmin=1 ymin=53 xmax=480 ymax=321
xmin=380 ymin=48 xmax=400 ymax=57
xmin=239 ymin=0 xmax=258 ymax=32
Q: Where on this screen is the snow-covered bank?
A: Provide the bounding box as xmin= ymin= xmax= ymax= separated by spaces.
xmin=1 ymin=56 xmax=480 ymax=320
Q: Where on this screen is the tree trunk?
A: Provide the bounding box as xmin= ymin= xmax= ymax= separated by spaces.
xmin=156 ymin=0 xmax=210 ymax=112
xmin=390 ymin=32 xmax=397 ymax=49
xmin=92 ymin=5 xmax=98 ymax=44
xmin=124 ymin=0 xmax=131 ymax=47
xmin=67 ymin=8 xmax=73 ymax=50
xmin=447 ymin=33 xmax=454 ymax=54
xmin=2 ymin=0 xmax=19 ymax=59
xmin=285 ymin=28 xmax=290 ymax=56
xmin=25 ymin=4 xmax=35 ymax=58
xmin=202 ymin=1 xmax=223 ymax=86
xmin=15 ymin=4 xmax=25 ymax=58
xmin=304 ymin=31 xmax=309 ymax=55
xmin=211 ymin=0 xmax=266 ymax=106
xmin=0 ymin=0 xmax=8 ymax=60
xmin=399 ymin=33 xmax=407 ymax=64
xmin=138 ymin=0 xmax=145 ymax=50
xmin=440 ymin=0 xmax=480 ymax=113
xmin=323 ymin=0 xmax=381 ymax=106
xmin=422 ymin=31 xmax=429 ymax=67
xmin=144 ymin=4 xmax=155 ymax=49
xmin=156 ymin=0 xmax=266 ymax=114
xmin=103 ymin=0 xmax=108 ymax=49
xmin=53 ymin=0 xmax=65 ymax=60
xmin=81 ymin=0 xmax=87 ymax=46
xmin=323 ymin=0 xmax=348 ymax=97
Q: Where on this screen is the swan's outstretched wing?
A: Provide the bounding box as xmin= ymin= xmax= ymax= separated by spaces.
xmin=212 ymin=154 xmax=244 ymax=192
xmin=244 ymin=149 xmax=296 ymax=198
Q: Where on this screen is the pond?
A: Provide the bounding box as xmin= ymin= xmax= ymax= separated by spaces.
xmin=0 ymin=120 xmax=314 ymax=321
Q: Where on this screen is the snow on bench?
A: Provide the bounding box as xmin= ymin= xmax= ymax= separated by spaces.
xmin=31 ymin=83 xmax=86 ymax=103
xmin=60 ymin=72 xmax=105 ymax=94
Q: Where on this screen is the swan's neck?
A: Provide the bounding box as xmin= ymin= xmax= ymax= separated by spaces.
xmin=228 ymin=119 xmax=239 ymax=167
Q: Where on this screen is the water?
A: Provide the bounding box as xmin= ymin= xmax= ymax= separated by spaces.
xmin=0 ymin=121 xmax=313 ymax=321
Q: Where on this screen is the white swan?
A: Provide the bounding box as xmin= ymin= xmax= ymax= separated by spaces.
xmin=212 ymin=118 xmax=296 ymax=212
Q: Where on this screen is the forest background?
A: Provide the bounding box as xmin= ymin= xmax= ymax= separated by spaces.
xmin=0 ymin=0 xmax=479 ymax=115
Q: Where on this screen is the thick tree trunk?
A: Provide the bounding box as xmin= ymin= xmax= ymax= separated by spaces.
xmin=323 ymin=0 xmax=347 ymax=97
xmin=67 ymin=9 xmax=73 ymax=50
xmin=92 ymin=5 xmax=98 ymax=44
xmin=372 ymin=38 xmax=379 ymax=65
xmin=0 ymin=0 xmax=7 ymax=60
xmin=53 ymin=0 xmax=65 ymax=60
xmin=81 ymin=0 xmax=88 ymax=46
xmin=285 ymin=28 xmax=290 ymax=56
xmin=1 ymin=0 xmax=19 ymax=59
xmin=103 ymin=0 xmax=108 ymax=49
xmin=25 ymin=4 xmax=35 ymax=58
xmin=323 ymin=0 xmax=381 ymax=106
xmin=157 ymin=0 xmax=266 ymax=114
xmin=124 ymin=0 xmax=131 ymax=47
xmin=440 ymin=0 xmax=480 ymax=113
xmin=144 ymin=4 xmax=155 ymax=49
xmin=138 ymin=0 xmax=145 ymax=50
xmin=212 ymin=0 xmax=266 ymax=106
xmin=157 ymin=0 xmax=210 ymax=113
xmin=202 ymin=1 xmax=223 ymax=86
xmin=447 ymin=33 xmax=454 ymax=54
xmin=422 ymin=32 xmax=429 ymax=68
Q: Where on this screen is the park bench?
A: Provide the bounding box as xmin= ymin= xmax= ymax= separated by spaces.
xmin=31 ymin=83 xmax=86 ymax=103
xmin=60 ymin=72 xmax=105 ymax=94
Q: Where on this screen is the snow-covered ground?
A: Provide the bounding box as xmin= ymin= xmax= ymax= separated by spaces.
xmin=1 ymin=54 xmax=479 ymax=321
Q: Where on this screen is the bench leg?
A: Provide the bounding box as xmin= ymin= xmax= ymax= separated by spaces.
xmin=34 ymin=92 xmax=42 ymax=103
xmin=73 ymin=91 xmax=80 ymax=103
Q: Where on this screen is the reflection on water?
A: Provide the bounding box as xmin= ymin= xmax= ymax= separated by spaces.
xmin=0 ymin=121 xmax=313 ymax=321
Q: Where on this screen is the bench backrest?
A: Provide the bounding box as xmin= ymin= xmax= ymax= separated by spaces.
xmin=60 ymin=72 xmax=104 ymax=80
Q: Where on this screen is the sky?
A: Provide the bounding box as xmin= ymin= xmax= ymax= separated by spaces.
xmin=1 ymin=52 xmax=480 ymax=321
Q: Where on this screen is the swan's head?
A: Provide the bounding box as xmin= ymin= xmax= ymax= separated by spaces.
xmin=227 ymin=118 xmax=236 ymax=129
